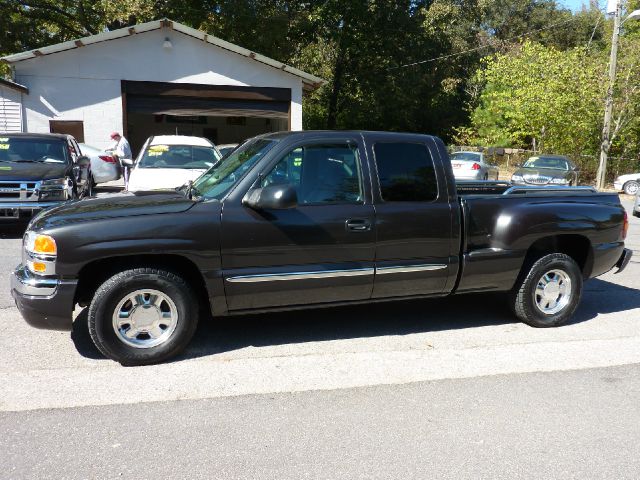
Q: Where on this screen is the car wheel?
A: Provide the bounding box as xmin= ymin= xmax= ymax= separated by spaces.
xmin=510 ymin=253 xmax=582 ymax=328
xmin=88 ymin=268 xmax=199 ymax=365
xmin=623 ymin=180 xmax=639 ymax=196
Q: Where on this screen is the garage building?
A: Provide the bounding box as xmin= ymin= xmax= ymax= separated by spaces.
xmin=0 ymin=19 xmax=323 ymax=153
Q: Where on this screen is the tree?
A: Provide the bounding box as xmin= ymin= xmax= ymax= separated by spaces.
xmin=461 ymin=41 xmax=605 ymax=158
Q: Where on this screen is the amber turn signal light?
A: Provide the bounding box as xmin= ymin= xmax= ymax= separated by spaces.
xmin=33 ymin=235 xmax=57 ymax=255
xmin=31 ymin=262 xmax=47 ymax=273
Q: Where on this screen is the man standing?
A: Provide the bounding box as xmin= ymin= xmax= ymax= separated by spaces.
xmin=108 ymin=132 xmax=133 ymax=189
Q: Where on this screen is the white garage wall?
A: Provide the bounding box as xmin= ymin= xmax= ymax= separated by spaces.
xmin=0 ymin=86 xmax=23 ymax=133
xmin=13 ymin=28 xmax=304 ymax=149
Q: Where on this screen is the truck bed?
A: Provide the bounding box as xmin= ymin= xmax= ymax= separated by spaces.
xmin=454 ymin=185 xmax=625 ymax=294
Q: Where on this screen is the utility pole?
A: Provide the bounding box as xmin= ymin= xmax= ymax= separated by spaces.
xmin=596 ymin=0 xmax=622 ymax=190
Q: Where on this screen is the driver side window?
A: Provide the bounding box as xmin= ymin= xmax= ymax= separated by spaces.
xmin=261 ymin=143 xmax=363 ymax=205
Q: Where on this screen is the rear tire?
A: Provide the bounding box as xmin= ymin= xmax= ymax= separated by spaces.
xmin=510 ymin=253 xmax=582 ymax=327
xmin=88 ymin=268 xmax=199 ymax=366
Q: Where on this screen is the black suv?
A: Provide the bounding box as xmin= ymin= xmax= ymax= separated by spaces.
xmin=0 ymin=133 xmax=92 ymax=220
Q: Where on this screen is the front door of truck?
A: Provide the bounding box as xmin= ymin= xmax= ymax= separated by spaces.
xmin=366 ymin=135 xmax=457 ymax=298
xmin=221 ymin=136 xmax=376 ymax=311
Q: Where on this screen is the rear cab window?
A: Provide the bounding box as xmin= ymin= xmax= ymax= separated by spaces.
xmin=372 ymin=142 xmax=438 ymax=202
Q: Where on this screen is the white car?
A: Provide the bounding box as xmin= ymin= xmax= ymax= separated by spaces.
xmin=614 ymin=172 xmax=640 ymax=195
xmin=128 ymin=135 xmax=221 ymax=192
xmin=79 ymin=143 xmax=121 ymax=185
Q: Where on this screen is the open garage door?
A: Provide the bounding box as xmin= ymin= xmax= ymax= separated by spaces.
xmin=122 ymin=81 xmax=291 ymax=154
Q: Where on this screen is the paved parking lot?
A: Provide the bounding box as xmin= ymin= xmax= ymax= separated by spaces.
xmin=0 ymin=195 xmax=638 ymax=412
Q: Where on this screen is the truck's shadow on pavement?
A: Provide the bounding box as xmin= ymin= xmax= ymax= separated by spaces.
xmin=71 ymin=277 xmax=640 ymax=362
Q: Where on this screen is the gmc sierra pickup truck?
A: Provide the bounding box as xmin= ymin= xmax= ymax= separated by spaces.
xmin=11 ymin=131 xmax=632 ymax=365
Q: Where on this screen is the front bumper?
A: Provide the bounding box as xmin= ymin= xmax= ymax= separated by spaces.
xmin=11 ymin=265 xmax=77 ymax=330
xmin=0 ymin=201 xmax=63 ymax=220
xmin=614 ymin=248 xmax=633 ymax=274
xmin=614 ymin=182 xmax=623 ymax=191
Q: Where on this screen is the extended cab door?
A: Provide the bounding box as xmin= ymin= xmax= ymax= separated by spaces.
xmin=366 ymin=134 xmax=458 ymax=298
xmin=220 ymin=134 xmax=376 ymax=311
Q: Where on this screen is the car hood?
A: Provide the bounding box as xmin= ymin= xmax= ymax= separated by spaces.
xmin=513 ymin=167 xmax=570 ymax=178
xmin=0 ymin=162 xmax=69 ymax=181
xmin=29 ymin=190 xmax=196 ymax=230
xmin=616 ymin=172 xmax=640 ymax=181
xmin=128 ymin=168 xmax=206 ymax=192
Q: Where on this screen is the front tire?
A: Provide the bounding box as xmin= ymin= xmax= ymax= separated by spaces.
xmin=88 ymin=268 xmax=199 ymax=365
xmin=623 ymin=180 xmax=639 ymax=196
xmin=510 ymin=253 xmax=583 ymax=327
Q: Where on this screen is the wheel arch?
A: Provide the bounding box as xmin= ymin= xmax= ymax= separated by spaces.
xmin=75 ymin=254 xmax=211 ymax=313
xmin=521 ymin=234 xmax=593 ymax=280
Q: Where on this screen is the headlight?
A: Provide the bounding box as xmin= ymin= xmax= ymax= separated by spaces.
xmin=511 ymin=174 xmax=523 ymax=182
xmin=25 ymin=231 xmax=57 ymax=256
xmin=41 ymin=177 xmax=73 ymax=188
xmin=550 ymin=178 xmax=569 ymax=184
xmin=24 ymin=232 xmax=57 ymax=275
xmin=39 ymin=177 xmax=73 ymax=200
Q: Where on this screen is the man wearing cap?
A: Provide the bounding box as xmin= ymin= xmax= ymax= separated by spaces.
xmin=108 ymin=132 xmax=132 ymax=189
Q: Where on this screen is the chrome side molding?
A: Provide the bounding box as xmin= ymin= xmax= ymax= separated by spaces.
xmin=226 ymin=268 xmax=375 ymax=283
xmin=226 ymin=264 xmax=447 ymax=283
xmin=376 ymin=264 xmax=447 ymax=275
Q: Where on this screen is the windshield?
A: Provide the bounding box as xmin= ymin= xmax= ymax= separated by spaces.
xmin=138 ymin=144 xmax=221 ymax=170
xmin=451 ymin=152 xmax=481 ymax=162
xmin=0 ymin=137 xmax=68 ymax=164
xmin=191 ymin=138 xmax=277 ymax=200
xmin=523 ymin=156 xmax=569 ymax=170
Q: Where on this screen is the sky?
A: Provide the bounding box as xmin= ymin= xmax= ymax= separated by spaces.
xmin=559 ymin=0 xmax=590 ymax=11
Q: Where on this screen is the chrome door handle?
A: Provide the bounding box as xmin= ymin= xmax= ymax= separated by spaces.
xmin=346 ymin=219 xmax=371 ymax=231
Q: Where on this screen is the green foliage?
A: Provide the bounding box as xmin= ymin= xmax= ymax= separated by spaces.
xmin=467 ymin=41 xmax=605 ymax=156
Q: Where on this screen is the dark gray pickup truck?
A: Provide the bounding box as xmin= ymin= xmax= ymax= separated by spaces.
xmin=11 ymin=131 xmax=632 ymax=365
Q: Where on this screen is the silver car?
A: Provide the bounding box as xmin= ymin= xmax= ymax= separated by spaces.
xmin=634 ymin=191 xmax=640 ymax=218
xmin=450 ymin=151 xmax=499 ymax=181
xmin=79 ymin=143 xmax=121 ymax=185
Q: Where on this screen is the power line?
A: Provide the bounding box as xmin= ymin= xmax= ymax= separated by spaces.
xmin=394 ymin=16 xmax=580 ymax=69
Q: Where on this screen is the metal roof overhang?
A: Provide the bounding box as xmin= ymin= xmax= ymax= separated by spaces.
xmin=1 ymin=19 xmax=325 ymax=91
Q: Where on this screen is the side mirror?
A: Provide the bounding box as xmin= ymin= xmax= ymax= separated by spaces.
xmin=77 ymin=155 xmax=91 ymax=166
xmin=243 ymin=184 xmax=298 ymax=210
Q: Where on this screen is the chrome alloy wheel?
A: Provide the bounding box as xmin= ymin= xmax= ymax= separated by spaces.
xmin=533 ymin=269 xmax=572 ymax=315
xmin=112 ymin=289 xmax=178 ymax=348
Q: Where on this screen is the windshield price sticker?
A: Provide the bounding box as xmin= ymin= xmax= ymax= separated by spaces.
xmin=0 ymin=144 xmax=9 ymax=150
xmin=0 ymin=138 xmax=8 ymax=142
xmin=148 ymin=145 xmax=169 ymax=152
xmin=147 ymin=151 xmax=163 ymax=157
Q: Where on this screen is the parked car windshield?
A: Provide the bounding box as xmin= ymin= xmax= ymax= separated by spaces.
xmin=138 ymin=144 xmax=221 ymax=170
xmin=191 ymin=138 xmax=277 ymax=200
xmin=450 ymin=152 xmax=481 ymax=162
xmin=0 ymin=136 xmax=68 ymax=164
xmin=523 ymin=156 xmax=569 ymax=170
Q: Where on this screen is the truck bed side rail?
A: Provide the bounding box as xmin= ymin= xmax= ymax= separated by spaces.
xmin=503 ymin=185 xmax=598 ymax=195
xmin=456 ymin=181 xmax=598 ymax=196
